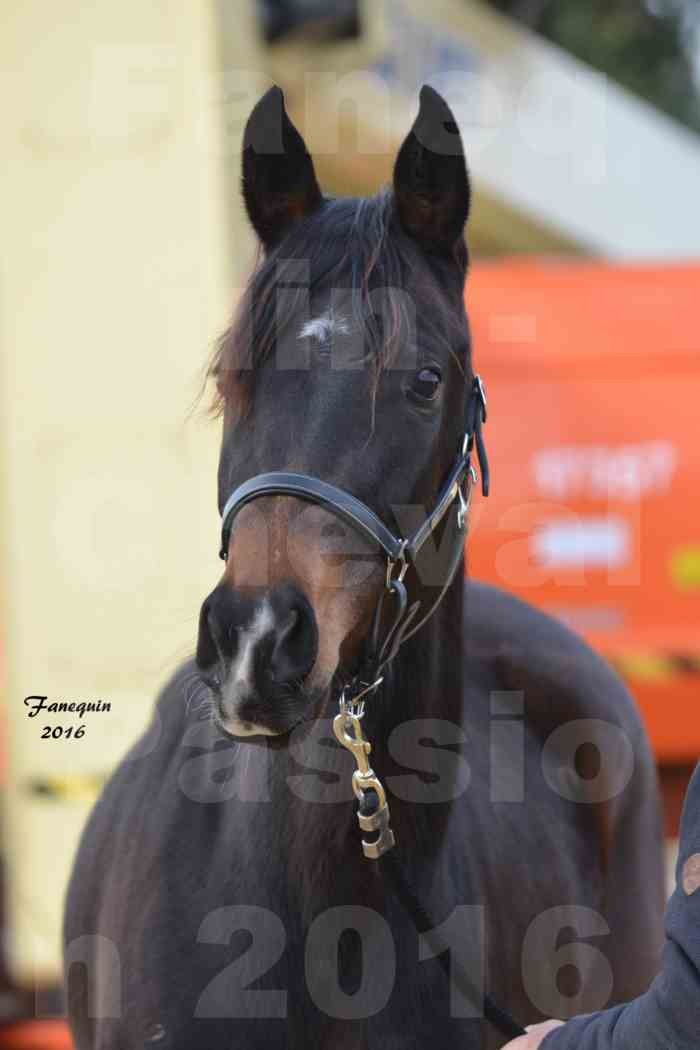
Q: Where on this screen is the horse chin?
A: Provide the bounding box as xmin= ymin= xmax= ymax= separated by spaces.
xmin=213 ymin=681 xmax=331 ymax=743
xmin=213 ymin=712 xmax=283 ymax=740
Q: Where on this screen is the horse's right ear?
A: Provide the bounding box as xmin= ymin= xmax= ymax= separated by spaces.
xmin=241 ymin=86 xmax=323 ymax=250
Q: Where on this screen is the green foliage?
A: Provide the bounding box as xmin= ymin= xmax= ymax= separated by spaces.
xmin=486 ymin=0 xmax=700 ymax=133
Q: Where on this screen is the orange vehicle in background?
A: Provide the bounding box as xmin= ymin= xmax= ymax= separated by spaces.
xmin=467 ymin=261 xmax=700 ymax=766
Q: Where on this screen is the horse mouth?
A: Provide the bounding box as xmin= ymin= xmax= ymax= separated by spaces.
xmin=205 ymin=674 xmax=329 ymax=742
xmin=213 ymin=710 xmax=284 ymax=740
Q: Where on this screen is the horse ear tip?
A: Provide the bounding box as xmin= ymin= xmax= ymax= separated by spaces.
xmin=257 ymin=84 xmax=284 ymax=110
xmin=244 ymin=85 xmax=289 ymax=151
xmin=248 ymin=85 xmax=286 ymax=126
xmin=418 ymin=83 xmax=447 ymax=111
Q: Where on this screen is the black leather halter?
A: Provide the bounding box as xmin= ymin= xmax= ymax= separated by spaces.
xmin=218 ymin=375 xmax=489 ymax=700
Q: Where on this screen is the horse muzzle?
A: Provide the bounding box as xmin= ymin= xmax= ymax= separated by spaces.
xmin=196 ymin=580 xmax=320 ymax=737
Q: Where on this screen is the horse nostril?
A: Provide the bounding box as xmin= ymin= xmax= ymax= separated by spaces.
xmin=268 ymin=592 xmax=318 ymax=686
xmin=275 ymin=609 xmax=299 ymax=648
xmin=196 ymin=582 xmax=317 ymax=693
xmin=195 ymin=585 xmax=247 ymax=672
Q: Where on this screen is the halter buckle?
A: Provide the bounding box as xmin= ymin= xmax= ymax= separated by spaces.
xmin=457 ymin=482 xmax=468 ymax=530
xmin=457 ymin=465 xmax=478 ymax=530
xmin=461 ymin=433 xmax=470 ymax=458
xmin=475 ymin=374 xmax=487 ymax=421
xmin=461 ymin=375 xmax=488 ymax=459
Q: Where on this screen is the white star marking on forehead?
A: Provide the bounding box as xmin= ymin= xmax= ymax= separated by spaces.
xmin=298 ymin=310 xmax=350 ymax=344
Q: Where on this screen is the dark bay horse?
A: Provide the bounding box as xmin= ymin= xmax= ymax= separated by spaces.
xmin=64 ymin=85 xmax=665 ymax=1049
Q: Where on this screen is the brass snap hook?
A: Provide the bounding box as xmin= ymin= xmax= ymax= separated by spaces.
xmin=333 ymin=706 xmax=396 ymax=860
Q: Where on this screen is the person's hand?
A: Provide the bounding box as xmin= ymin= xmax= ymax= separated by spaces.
xmin=502 ymin=1020 xmax=565 ymax=1048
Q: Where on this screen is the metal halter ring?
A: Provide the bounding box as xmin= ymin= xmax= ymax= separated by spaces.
xmin=339 ymin=677 xmax=384 ymax=719
xmin=385 ymin=540 xmax=408 ymax=589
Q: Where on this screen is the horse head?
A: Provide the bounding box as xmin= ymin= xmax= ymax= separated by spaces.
xmin=196 ymin=84 xmax=474 ymax=739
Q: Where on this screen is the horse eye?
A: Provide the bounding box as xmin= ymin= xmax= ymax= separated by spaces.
xmin=410 ymin=367 xmax=442 ymax=401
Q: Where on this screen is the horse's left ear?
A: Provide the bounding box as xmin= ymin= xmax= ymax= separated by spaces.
xmin=393 ymin=85 xmax=470 ymax=256
xmin=241 ymin=85 xmax=323 ymax=250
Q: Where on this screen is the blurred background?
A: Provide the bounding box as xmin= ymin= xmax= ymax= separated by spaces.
xmin=1 ymin=0 xmax=699 ymax=1044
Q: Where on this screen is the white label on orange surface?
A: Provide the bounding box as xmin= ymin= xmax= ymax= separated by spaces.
xmin=532 ymin=441 xmax=677 ymax=501
xmin=531 ymin=517 xmax=630 ymax=570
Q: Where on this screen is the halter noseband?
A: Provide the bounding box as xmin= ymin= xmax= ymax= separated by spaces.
xmin=219 ymin=374 xmax=489 ymax=569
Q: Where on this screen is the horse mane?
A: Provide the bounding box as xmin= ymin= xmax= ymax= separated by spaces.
xmin=209 ymin=189 xmax=469 ymax=418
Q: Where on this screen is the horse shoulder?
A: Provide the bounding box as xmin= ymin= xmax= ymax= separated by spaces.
xmin=464 ymin=579 xmax=647 ymax=742
xmin=463 ymin=579 xmax=665 ymax=997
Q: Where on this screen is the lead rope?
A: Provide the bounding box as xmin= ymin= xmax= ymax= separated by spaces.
xmin=362 ymin=788 xmax=525 ymax=1041
xmin=333 ymin=714 xmax=527 ymax=1042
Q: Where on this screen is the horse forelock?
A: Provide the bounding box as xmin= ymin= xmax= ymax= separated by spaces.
xmin=208 ymin=190 xmax=469 ymax=419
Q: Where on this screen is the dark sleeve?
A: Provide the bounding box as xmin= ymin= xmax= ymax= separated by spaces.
xmin=542 ymin=762 xmax=700 ymax=1050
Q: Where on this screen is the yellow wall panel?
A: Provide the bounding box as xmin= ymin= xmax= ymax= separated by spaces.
xmin=0 ymin=0 xmax=261 ymax=982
